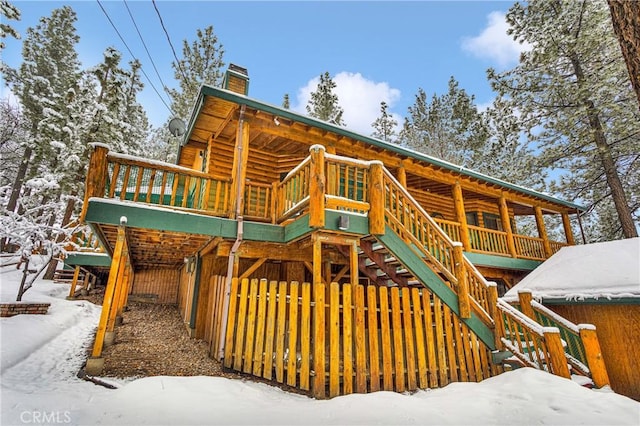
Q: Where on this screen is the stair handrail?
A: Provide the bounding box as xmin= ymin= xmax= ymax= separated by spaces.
xmin=496 ymin=299 xmax=571 ymax=378
xmin=380 ymin=169 xmax=493 ymax=327
xmin=274 ymin=154 xmax=312 ymax=222
xmin=510 ymin=291 xmax=609 ymax=388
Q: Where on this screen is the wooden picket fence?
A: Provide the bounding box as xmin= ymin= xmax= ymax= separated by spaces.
xmin=221 ymin=278 xmax=501 ymax=399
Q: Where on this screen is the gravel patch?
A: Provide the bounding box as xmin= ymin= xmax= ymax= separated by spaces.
xmin=97 ymin=302 xmax=242 ymax=380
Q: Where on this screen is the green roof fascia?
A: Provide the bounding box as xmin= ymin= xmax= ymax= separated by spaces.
xmin=464 ymin=252 xmax=543 ymax=271
xmin=64 ymin=252 xmax=112 ymax=268
xmin=190 ymin=85 xmax=585 ymax=212
xmin=178 ymin=91 xmax=205 ymax=155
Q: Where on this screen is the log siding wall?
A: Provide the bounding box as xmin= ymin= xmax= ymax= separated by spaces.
xmin=131 ymin=269 xmax=180 ymax=304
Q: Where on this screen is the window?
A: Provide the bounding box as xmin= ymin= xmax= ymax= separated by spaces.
xmin=465 ymin=212 xmax=479 ymax=226
xmin=483 ymin=212 xmax=503 ymax=231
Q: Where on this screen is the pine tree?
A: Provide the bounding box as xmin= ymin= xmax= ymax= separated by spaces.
xmin=2 ymin=6 xmax=82 ymax=215
xmin=306 ymin=72 xmax=345 ymax=126
xmin=87 ymin=48 xmax=149 ymax=156
xmin=607 ymin=0 xmax=640 ymax=108
xmin=371 ymin=101 xmax=398 ymax=142
xmin=168 ymin=26 xmax=225 ymax=122
xmin=478 ymin=96 xmax=544 ymax=190
xmin=150 ymin=26 xmax=225 ymax=162
xmin=0 ymin=0 xmax=21 ymax=50
xmin=0 ymin=100 xmax=28 ymax=190
xmin=282 ymin=93 xmax=290 ymax=109
xmin=489 ymin=0 xmax=639 ymax=240
xmin=399 ymin=77 xmax=488 ymax=166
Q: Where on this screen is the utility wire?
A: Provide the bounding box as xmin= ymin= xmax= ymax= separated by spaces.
xmin=151 ymin=0 xmax=189 ymax=83
xmin=122 ymin=0 xmax=172 ymax=99
xmin=95 ymin=0 xmax=173 ymax=115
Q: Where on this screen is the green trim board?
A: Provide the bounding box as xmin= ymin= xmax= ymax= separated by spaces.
xmin=283 ymin=211 xmax=370 ymax=242
xmin=64 ymin=252 xmax=112 ymax=267
xmin=84 ymin=198 xmax=283 ymax=242
xmin=463 ymin=252 xmax=542 ymax=271
xmin=189 ymin=85 xmax=585 ymax=212
xmin=377 ymin=225 xmax=496 ymax=350
xmin=86 ymin=199 xmax=371 ymax=247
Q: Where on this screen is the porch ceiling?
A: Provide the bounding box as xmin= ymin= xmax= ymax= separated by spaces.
xmin=98 ymin=223 xmax=211 ymax=269
xmin=179 ymin=87 xmax=584 ymax=215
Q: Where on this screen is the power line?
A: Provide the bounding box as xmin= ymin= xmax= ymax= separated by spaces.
xmin=122 ymin=0 xmax=172 ymax=98
xmin=151 ymin=0 xmax=189 ymax=83
xmin=95 ymin=0 xmax=173 ymax=115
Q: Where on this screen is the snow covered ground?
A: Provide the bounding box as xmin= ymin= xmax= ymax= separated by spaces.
xmin=1 ymin=258 xmax=639 ymax=426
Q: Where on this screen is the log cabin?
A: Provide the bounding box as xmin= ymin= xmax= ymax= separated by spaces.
xmin=68 ymin=64 xmax=610 ymax=399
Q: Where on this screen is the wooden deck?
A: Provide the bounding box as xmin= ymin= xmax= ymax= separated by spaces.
xmin=81 ymin=144 xmax=569 ymax=266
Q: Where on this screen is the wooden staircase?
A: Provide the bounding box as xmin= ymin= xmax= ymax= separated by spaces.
xmin=341 ymin=165 xmax=609 ymax=387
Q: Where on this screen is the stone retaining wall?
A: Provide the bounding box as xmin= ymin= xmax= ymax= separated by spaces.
xmin=0 ymin=303 xmax=51 ymax=317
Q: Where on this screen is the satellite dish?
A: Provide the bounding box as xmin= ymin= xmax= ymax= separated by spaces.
xmin=168 ymin=117 xmax=186 ymax=137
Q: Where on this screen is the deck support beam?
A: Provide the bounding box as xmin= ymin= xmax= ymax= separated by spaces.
xmin=452 ymin=243 xmax=471 ymax=318
xmin=81 ymin=144 xmax=108 ymax=222
xmin=452 ymin=181 xmax=472 ymax=251
xmin=499 ymin=196 xmax=518 ymax=258
xmin=368 ymin=161 xmax=385 ymax=235
xmin=534 ymin=206 xmax=553 ymax=258
xmin=309 ymin=145 xmax=326 ymax=228
xmin=561 ymin=212 xmax=576 ymax=245
xmin=229 ymin=107 xmax=250 ymax=219
xmin=67 ymin=266 xmax=81 ymax=299
xmin=87 ymin=224 xmax=129 ymax=375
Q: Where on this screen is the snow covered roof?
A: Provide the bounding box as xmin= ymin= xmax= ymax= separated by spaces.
xmin=503 ymin=237 xmax=640 ymax=302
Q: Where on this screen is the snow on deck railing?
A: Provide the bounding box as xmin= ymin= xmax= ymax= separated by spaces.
xmin=531 ymin=300 xmax=581 ymax=335
xmin=498 ymin=299 xmax=546 ymax=335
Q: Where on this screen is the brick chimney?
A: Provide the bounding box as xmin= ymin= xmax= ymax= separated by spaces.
xmin=223 ymin=64 xmax=249 ymax=95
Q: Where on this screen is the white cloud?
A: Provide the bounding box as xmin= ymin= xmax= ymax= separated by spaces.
xmin=461 ymin=11 xmax=532 ymax=68
xmin=293 ymin=72 xmax=402 ymax=136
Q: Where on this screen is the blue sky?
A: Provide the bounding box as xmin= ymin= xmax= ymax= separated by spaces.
xmin=2 ymin=1 xmax=528 ymax=135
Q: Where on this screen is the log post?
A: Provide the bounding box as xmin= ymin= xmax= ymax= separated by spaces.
xmin=534 ymin=206 xmax=553 ymax=258
xmin=499 ymin=196 xmax=518 ymax=258
xmin=229 ymin=108 xmax=250 ymax=219
xmin=397 ymin=165 xmax=407 ymax=188
xmin=106 ymin=243 xmax=128 ymax=338
xmin=90 ymin=225 xmax=126 ymax=360
xmin=350 ymin=241 xmax=359 ymax=288
xmin=487 ymin=283 xmax=505 ymax=349
xmin=116 ymin=260 xmax=132 ymax=318
xmin=80 ymin=143 xmax=109 ymax=222
xmin=369 ymin=161 xmax=385 ymax=235
xmin=452 ymin=243 xmax=470 ymax=318
xmin=67 ymin=265 xmax=81 ymax=299
xmin=313 ymin=279 xmax=326 ymax=399
xmin=271 ymin=181 xmax=278 ymax=224
xmin=561 ymin=212 xmax=576 ymax=245
xmin=543 ymin=327 xmax=571 ymax=379
xmin=578 ymin=325 xmax=610 ymax=388
xmin=308 ymin=145 xmax=326 ymax=228
xmin=452 ymin=181 xmax=472 ymax=251
xmin=81 ymin=269 xmax=90 ymax=293
xmin=517 ymin=290 xmax=536 ymax=320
